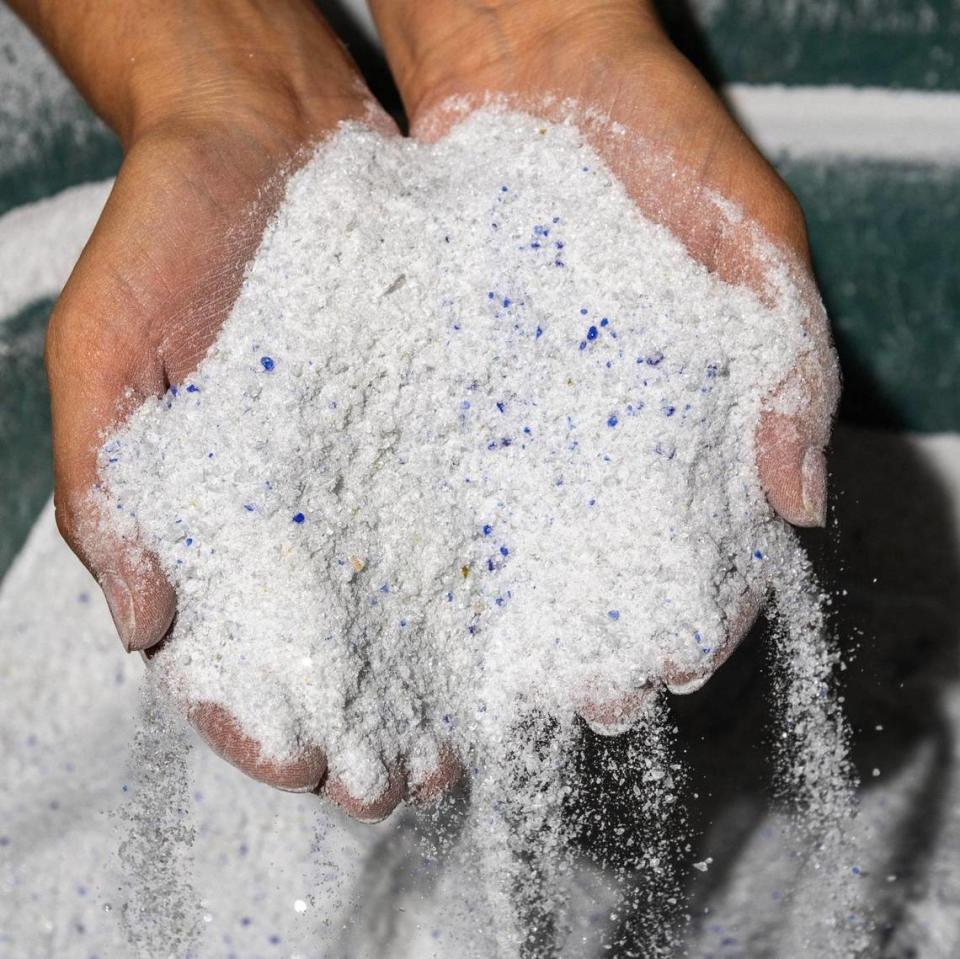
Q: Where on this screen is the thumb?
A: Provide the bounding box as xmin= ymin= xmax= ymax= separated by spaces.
xmin=46 ymin=241 xmax=176 ymax=653
xmin=756 ymin=286 xmax=840 ymax=528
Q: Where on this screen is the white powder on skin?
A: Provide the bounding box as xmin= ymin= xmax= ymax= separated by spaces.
xmin=98 ymin=108 xmax=857 ymax=949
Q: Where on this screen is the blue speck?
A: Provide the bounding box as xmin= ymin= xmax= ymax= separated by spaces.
xmin=169 ymin=385 xmax=178 ymax=396
xmin=185 ymin=538 xmax=193 ymax=546
xmin=496 ymin=401 xmax=505 ymax=413
xmin=586 ymin=325 xmax=598 ymax=340
xmin=380 ymin=583 xmax=390 ymax=593
xmin=523 ymin=426 xmax=532 ymax=435
xmin=487 ymin=292 xmax=495 ymax=300
xmin=462 ymin=400 xmax=471 ymax=410
xmin=482 ymin=524 xmax=493 ymax=536
xmin=447 ymin=592 xmax=453 ymax=602
xmin=487 ymin=559 xmax=495 ymax=572
xmin=292 ymin=513 xmax=305 ymax=524
xmin=501 ymin=185 xmax=508 ymax=192
xmin=600 ymin=318 xmax=609 ymax=327
xmin=243 ymin=504 xmax=255 ymax=512
xmin=535 ymin=326 xmax=543 ymax=338
xmin=694 ymin=631 xmax=703 ymax=644
xmin=754 ymin=550 xmax=764 ymax=560
xmin=186 ymin=384 xmax=200 ymax=393
xmin=555 ymin=259 xmax=565 ymax=267
xmin=852 ymin=866 xmax=861 ymax=876
xmin=207 ymin=451 xmax=214 ymax=458
xmin=646 ymin=352 xmax=664 ymax=366
xmin=502 ymin=297 xmax=512 ymax=308
xmin=260 ymin=356 xmax=275 ymax=371
xmin=555 ymin=240 xmax=564 ymax=249
xmin=499 ymin=546 xmax=509 ymax=557
xmin=579 ymin=341 xmax=587 ymax=350
xmin=608 ymin=610 xmax=620 ymax=621
xmin=580 ymin=308 xmax=589 ymax=316
xmin=662 ymin=405 xmax=676 ymax=417
xmin=607 ymin=416 xmax=618 ymax=428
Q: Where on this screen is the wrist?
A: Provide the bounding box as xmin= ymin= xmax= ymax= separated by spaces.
xmin=12 ymin=0 xmax=368 ymax=149
xmin=125 ymin=10 xmax=364 ymax=148
xmin=368 ymin=0 xmax=665 ymax=122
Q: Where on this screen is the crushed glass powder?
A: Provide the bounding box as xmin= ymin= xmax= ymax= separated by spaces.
xmin=98 ymin=108 xmax=859 ymax=951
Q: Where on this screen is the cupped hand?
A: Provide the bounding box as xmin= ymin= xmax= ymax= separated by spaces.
xmin=369 ymin=0 xmax=840 ymax=732
xmin=44 ymin=6 xmax=458 ymax=819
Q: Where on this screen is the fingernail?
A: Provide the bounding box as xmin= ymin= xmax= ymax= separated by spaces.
xmin=584 ymin=716 xmax=636 ymax=737
xmin=800 ymin=446 xmax=828 ymax=527
xmin=100 ymin=573 xmax=136 ymax=651
xmin=665 ymin=673 xmax=711 ymax=696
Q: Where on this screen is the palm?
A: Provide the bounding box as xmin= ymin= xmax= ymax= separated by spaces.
xmin=406 ymin=31 xmax=838 ymax=717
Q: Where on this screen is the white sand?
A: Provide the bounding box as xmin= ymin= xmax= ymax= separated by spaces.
xmin=3 ymin=428 xmax=960 ymax=956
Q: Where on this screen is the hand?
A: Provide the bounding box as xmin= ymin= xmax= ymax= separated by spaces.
xmin=369 ymin=0 xmax=840 ymax=731
xmin=21 ymin=0 xmax=458 ymax=819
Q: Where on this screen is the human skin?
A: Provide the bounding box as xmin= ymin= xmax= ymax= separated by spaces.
xmin=8 ymin=0 xmax=459 ymax=821
xmin=368 ymin=0 xmax=840 ymax=731
xmin=12 ymin=0 xmax=838 ymax=808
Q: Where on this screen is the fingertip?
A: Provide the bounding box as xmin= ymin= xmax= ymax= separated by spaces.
xmin=100 ymin=551 xmax=177 ymax=652
xmin=405 ymin=744 xmax=463 ymax=804
xmin=55 ymin=487 xmax=177 ymax=652
xmin=578 ymin=687 xmax=655 ymax=736
xmin=189 ymin=702 xmax=326 ymax=792
xmin=756 ymin=411 xmax=828 ymax=528
xmin=663 ymin=586 xmax=764 ymax=694
xmin=324 ymin=766 xmax=403 ymax=824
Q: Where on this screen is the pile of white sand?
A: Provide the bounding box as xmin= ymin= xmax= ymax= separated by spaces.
xmin=103 ymin=109 xmax=805 ymax=781
xmin=96 ymin=109 xmax=859 ymax=954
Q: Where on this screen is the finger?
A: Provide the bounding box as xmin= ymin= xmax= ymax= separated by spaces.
xmin=404 ymin=740 xmax=464 ymax=803
xmin=323 ymin=765 xmax=404 ymax=824
xmin=756 ymin=308 xmax=840 ymax=528
xmin=44 ymin=135 xmax=236 ymax=651
xmin=577 ymin=685 xmax=656 ymax=737
xmin=663 ymin=585 xmax=765 ymax=694
xmin=45 ymin=201 xmax=177 ymax=652
xmin=704 ymin=189 xmax=840 ymax=530
xmin=46 ymin=130 xmax=296 ymax=651
xmin=189 ymin=701 xmax=326 ymax=793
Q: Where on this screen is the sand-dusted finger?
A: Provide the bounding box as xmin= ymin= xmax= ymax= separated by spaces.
xmin=189 ymin=701 xmax=326 ymax=793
